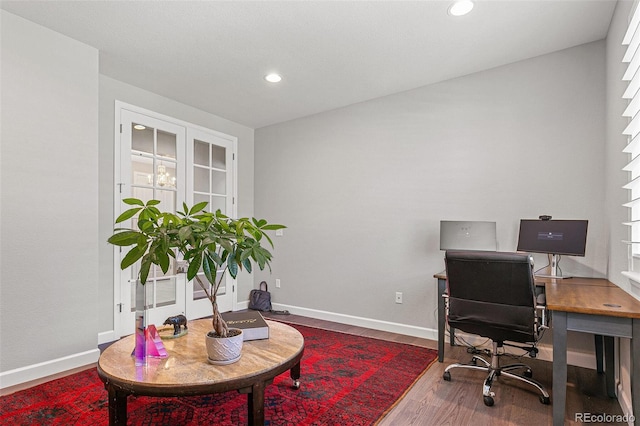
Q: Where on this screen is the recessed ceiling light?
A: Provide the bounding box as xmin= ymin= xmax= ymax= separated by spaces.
xmin=448 ymin=0 xmax=474 ymax=17
xmin=264 ymin=73 xmax=282 ymax=83
xmin=133 ymin=124 xmax=146 ymax=130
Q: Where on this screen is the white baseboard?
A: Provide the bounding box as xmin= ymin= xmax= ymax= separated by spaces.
xmin=0 ymin=348 xmax=100 ymax=392
xmin=271 ymin=302 xmax=597 ymax=369
xmin=271 ymin=302 xmax=438 ymax=341
xmin=448 ymin=331 xmax=596 ymax=369
xmin=98 ymin=329 xmax=117 ymax=345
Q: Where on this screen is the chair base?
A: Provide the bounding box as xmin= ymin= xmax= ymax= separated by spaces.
xmin=443 ymin=343 xmax=550 ymax=407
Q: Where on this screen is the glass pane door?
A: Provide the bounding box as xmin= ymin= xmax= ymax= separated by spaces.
xmin=118 ymin=110 xmax=186 ymax=336
xmin=186 ymin=128 xmax=236 ymax=319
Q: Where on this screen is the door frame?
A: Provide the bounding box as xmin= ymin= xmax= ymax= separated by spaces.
xmin=113 ymin=101 xmax=239 ymax=338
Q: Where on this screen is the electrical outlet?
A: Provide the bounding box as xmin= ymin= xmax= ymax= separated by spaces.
xmin=395 ymin=292 xmax=403 ymax=304
xmin=275 ymin=279 xmax=281 ymax=288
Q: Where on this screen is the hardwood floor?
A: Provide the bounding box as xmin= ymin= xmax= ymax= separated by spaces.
xmin=263 ymin=312 xmax=624 ymax=426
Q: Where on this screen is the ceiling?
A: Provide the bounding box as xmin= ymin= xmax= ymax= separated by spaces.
xmin=1 ymin=0 xmax=617 ymax=129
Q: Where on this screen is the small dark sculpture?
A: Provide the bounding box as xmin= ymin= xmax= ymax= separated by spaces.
xmin=163 ymin=315 xmax=188 ymax=335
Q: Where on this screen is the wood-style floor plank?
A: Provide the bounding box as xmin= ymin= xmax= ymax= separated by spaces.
xmin=10 ymin=311 xmax=622 ymax=425
xmin=263 ymin=312 xmax=624 ymax=425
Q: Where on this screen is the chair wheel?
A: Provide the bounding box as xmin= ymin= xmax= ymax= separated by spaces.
xmin=443 ymin=371 xmax=451 ymax=381
xmin=483 ymin=395 xmax=494 ymax=406
xmin=539 ymin=395 xmax=550 ymax=405
xmin=524 ymin=369 xmax=533 ymax=378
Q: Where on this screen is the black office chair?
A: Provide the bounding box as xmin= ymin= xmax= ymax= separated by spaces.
xmin=442 ymin=250 xmax=550 ymax=407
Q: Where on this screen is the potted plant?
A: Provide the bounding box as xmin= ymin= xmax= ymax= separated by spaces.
xmin=108 ymin=198 xmax=285 ymax=364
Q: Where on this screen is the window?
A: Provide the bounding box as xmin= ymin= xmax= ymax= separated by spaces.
xmin=622 ymin=2 xmax=640 ymax=280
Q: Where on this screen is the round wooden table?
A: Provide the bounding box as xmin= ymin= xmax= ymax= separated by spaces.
xmin=97 ymin=319 xmax=304 ymax=425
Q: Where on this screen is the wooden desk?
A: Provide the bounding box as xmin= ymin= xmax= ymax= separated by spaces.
xmin=535 ymin=277 xmax=618 ymax=395
xmin=434 ymin=274 xmax=615 ymax=362
xmin=545 ymin=279 xmax=640 ymax=425
xmin=435 ymin=273 xmax=640 ymax=425
xmin=97 ymin=319 xmax=304 ymax=426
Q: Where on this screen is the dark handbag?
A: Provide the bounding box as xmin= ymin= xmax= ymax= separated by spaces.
xmin=249 ymin=281 xmax=272 ymax=312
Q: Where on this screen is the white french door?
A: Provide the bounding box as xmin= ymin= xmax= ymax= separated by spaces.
xmin=116 ymin=110 xmax=186 ymax=336
xmin=114 ymin=104 xmax=237 ymax=337
xmin=185 ymin=128 xmax=236 ymax=319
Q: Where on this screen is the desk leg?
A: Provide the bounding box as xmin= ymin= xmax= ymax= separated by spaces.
xmin=437 ymin=278 xmax=445 ymax=362
xmin=437 ymin=278 xmax=456 ymax=360
xmin=247 ymin=382 xmax=266 ymax=426
xmin=552 ymin=311 xmax=568 ymax=426
xmin=595 ymin=334 xmax=616 ymax=398
xmin=106 ymin=386 xmax=127 ymax=426
xmin=595 ymin=335 xmax=604 ymax=373
xmin=604 ymin=336 xmax=615 ymax=398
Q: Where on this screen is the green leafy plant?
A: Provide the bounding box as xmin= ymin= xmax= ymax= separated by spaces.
xmin=108 ymin=198 xmax=285 ymax=337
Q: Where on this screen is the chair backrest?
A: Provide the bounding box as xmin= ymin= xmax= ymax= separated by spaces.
xmin=445 ymin=250 xmax=537 ymax=344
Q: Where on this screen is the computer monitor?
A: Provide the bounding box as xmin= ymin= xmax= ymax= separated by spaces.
xmin=516 ymin=219 xmax=588 ymax=278
xmin=439 ymin=221 xmax=497 ymax=251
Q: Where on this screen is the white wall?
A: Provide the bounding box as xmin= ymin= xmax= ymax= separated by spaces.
xmin=0 ymin=11 xmax=99 ymax=385
xmin=255 ymin=41 xmax=606 ymax=349
xmin=98 ymin=76 xmax=255 ymax=339
xmin=0 ymin=10 xmax=255 ymax=389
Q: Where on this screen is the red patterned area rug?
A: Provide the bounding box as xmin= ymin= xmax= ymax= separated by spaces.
xmin=0 ymin=322 xmax=437 ymax=425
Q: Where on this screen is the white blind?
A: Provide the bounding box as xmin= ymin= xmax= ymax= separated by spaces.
xmin=623 ymin=2 xmax=640 ymax=278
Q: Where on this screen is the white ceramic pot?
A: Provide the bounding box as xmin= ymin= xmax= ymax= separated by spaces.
xmin=205 ymin=328 xmax=243 ymax=365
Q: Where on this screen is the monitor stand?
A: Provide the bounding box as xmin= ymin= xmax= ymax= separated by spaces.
xmin=534 ymin=254 xmax=572 ymax=279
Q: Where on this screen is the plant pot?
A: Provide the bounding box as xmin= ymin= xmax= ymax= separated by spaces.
xmin=205 ymin=328 xmax=243 ymax=365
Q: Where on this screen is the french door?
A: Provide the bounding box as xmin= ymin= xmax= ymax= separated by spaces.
xmin=115 ymin=104 xmax=236 ymax=337
xmin=184 ymin=128 xmax=236 ymax=319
